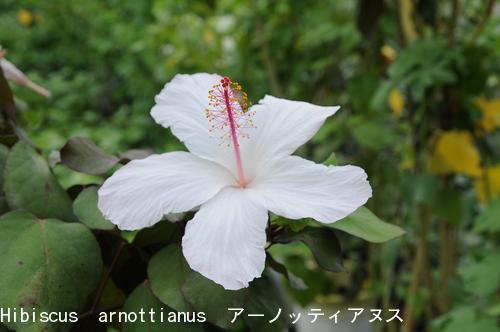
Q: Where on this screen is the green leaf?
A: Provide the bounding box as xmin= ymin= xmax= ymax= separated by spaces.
xmin=181 ymin=272 xmax=247 ymax=329
xmin=274 ymin=227 xmax=343 ymax=272
xmin=273 ymin=217 xmax=309 ymax=232
xmin=123 ymin=281 xmax=203 ymax=332
xmin=474 ymin=198 xmax=500 ymax=233
xmin=0 ymin=211 xmax=103 ymax=332
xmin=322 ymin=152 xmax=337 ymax=166
xmin=487 ymin=301 xmax=500 ymax=317
xmin=347 ymin=71 xmax=379 ymax=113
xmin=244 ymin=275 xmax=290 ymax=332
xmin=460 ymin=251 xmax=500 ymax=297
xmin=4 ymin=141 xmax=76 ymax=222
xmin=330 ymin=207 xmax=405 ymax=243
xmin=73 ymin=187 xmax=115 ymax=230
xmin=266 ymin=254 xmax=307 ymax=290
xmin=441 ymin=307 xmax=500 ymax=332
xmin=348 ymin=115 xmax=399 ymax=150
xmin=148 ymin=244 xmax=192 ymax=312
xmin=60 ymin=136 xmax=119 ymax=175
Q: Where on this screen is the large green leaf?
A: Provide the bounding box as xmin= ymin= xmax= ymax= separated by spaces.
xmin=60 ymin=136 xmax=119 ymax=175
xmin=0 ymin=211 xmax=103 ymax=332
xmin=73 ymin=186 xmax=115 ymax=230
xmin=4 ymin=141 xmax=76 ymax=221
xmin=329 ymin=207 xmax=405 ymax=243
xmin=123 ymin=281 xmax=203 ymax=332
xmin=148 ymin=244 xmax=192 ymax=312
xmin=244 ymin=275 xmax=290 ymax=332
xmin=181 ymin=272 xmax=247 ymax=329
xmin=274 ymin=227 xmax=343 ymax=272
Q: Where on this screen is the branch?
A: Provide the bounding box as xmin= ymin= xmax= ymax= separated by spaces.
xmin=469 ymin=0 xmax=495 ymax=44
xmin=398 ymin=0 xmax=419 ymax=44
xmin=448 ymin=0 xmax=459 ymax=45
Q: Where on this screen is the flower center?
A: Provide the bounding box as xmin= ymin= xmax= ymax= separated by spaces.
xmin=205 ymin=76 xmax=254 ymax=187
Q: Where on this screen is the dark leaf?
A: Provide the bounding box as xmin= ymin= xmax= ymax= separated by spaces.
xmin=266 ymin=254 xmax=307 ymax=290
xmin=96 ymin=232 xmax=147 ymax=294
xmin=244 ymin=274 xmax=290 ymax=332
xmin=133 ymin=221 xmax=183 ymax=250
xmin=119 ymin=149 xmax=154 ymax=162
xmin=60 ymin=137 xmax=119 ymax=175
xmin=274 ymin=226 xmax=343 ymax=272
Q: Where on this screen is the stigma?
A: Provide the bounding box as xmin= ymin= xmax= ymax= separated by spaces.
xmin=205 ymin=76 xmax=254 ymax=187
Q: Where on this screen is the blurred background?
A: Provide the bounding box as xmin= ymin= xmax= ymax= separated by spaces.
xmin=1 ymin=0 xmax=499 ymax=331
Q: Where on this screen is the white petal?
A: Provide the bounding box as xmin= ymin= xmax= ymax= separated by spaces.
xmin=252 ymin=156 xmax=372 ymax=223
xmin=98 ymin=152 xmax=233 ymax=230
xmin=150 ymin=73 xmax=236 ymax=172
xmin=240 ymin=95 xmax=340 ymax=178
xmin=182 ymin=187 xmax=268 ymax=290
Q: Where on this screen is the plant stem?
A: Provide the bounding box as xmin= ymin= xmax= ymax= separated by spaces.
xmin=89 ymin=240 xmax=125 ymax=313
xmin=437 ymin=219 xmax=456 ymax=312
xmin=469 ymin=0 xmax=495 ymax=44
xmin=448 ymin=0 xmax=459 ymax=45
xmin=402 ymin=203 xmax=432 ymax=332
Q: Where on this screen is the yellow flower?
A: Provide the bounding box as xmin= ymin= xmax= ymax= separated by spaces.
xmin=381 ymin=45 xmax=397 ymax=62
xmin=476 ymin=96 xmax=500 ymax=132
xmin=427 ymin=131 xmax=481 ymax=177
xmin=388 ymin=89 xmax=404 ymax=118
xmin=17 ymin=9 xmax=33 ymax=27
xmin=474 ymin=166 xmax=500 ymax=203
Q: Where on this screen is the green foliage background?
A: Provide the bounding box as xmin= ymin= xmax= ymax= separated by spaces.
xmin=0 ymin=0 xmax=499 ymax=331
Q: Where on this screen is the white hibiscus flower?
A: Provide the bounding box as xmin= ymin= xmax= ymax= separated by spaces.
xmin=98 ymin=73 xmax=372 ymax=290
